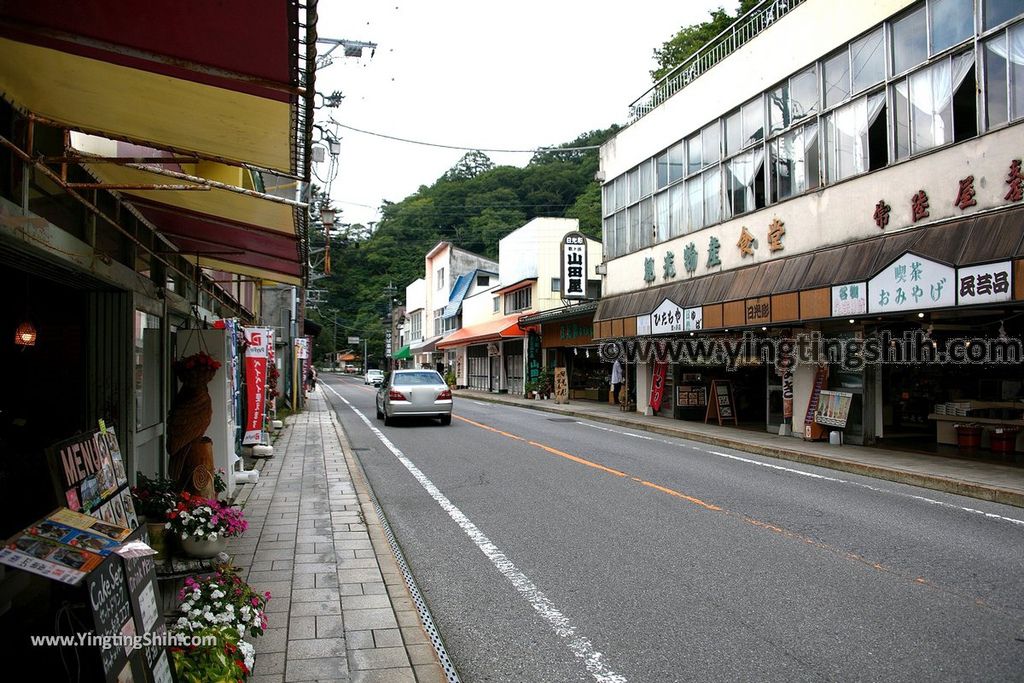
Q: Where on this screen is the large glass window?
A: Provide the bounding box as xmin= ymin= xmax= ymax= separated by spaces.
xmin=852 ymin=28 xmax=886 ymax=93
xmin=615 ymin=211 xmax=628 ymax=257
xmin=702 ymin=122 xmax=721 ymax=166
xmin=628 ymin=167 xmax=640 ymax=203
xmin=725 ymin=150 xmax=766 ymax=216
xmin=984 ymin=0 xmax=1024 ymax=30
xmin=639 ymin=159 xmax=654 ymax=197
xmin=770 ymin=65 xmax=818 ymax=133
xmin=931 ymin=0 xmax=974 ymax=53
xmin=686 ymin=131 xmax=703 ymax=175
xmin=893 ymin=6 xmax=928 ymax=74
xmin=824 ymin=50 xmax=852 ymax=107
xmin=668 ymin=142 xmax=684 ymax=184
xmin=771 ymin=122 xmax=819 ymax=202
xmin=824 ymin=92 xmax=887 ymax=182
xmin=686 ymin=176 xmax=703 ymax=230
xmin=639 ymin=197 xmax=654 ymax=248
xmin=669 ymin=184 xmax=685 ymax=237
xmin=703 ymin=167 xmax=722 ymax=226
xmin=896 ymin=51 xmax=976 ymax=156
xmin=656 ymin=191 xmax=670 ymax=242
xmin=656 ymin=151 xmax=670 ymax=189
xmin=504 ymin=288 xmax=532 ymax=314
xmin=984 ymin=22 xmax=1024 ymax=128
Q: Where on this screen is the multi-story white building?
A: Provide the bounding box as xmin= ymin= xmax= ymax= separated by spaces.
xmin=440 ymin=217 xmax=603 ymax=394
xmin=595 ymin=0 xmax=1024 ymax=450
xmin=399 ymin=242 xmax=497 ymax=370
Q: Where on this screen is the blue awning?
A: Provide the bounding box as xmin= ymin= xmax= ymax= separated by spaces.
xmin=442 ymin=271 xmax=475 ymax=319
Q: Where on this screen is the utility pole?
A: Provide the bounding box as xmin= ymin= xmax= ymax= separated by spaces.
xmin=383 ymin=281 xmax=398 ymax=372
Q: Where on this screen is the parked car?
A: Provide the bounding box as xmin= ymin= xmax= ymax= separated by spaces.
xmin=364 ymin=369 xmax=384 ymax=386
xmin=376 ymin=369 xmax=453 ymax=426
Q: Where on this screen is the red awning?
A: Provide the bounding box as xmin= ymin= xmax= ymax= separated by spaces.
xmin=437 ymin=315 xmax=529 ymax=349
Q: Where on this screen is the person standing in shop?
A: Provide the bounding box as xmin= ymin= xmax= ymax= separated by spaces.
xmin=611 ymin=358 xmax=623 ymax=405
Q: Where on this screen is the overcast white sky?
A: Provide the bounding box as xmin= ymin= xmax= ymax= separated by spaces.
xmin=312 ymin=1 xmax=738 ymax=227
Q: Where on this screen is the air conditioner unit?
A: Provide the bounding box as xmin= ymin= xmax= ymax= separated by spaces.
xmin=594 ymin=170 xmax=606 ymax=182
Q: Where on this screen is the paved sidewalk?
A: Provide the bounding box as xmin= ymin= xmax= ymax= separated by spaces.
xmin=456 ymin=389 xmax=1024 ymax=508
xmin=227 ymin=391 xmax=446 ymax=683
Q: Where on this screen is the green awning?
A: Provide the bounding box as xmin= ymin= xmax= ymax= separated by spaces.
xmin=392 ymin=344 xmax=412 ymax=360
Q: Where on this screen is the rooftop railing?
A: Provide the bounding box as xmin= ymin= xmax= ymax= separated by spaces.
xmin=627 ymin=0 xmax=806 ymax=123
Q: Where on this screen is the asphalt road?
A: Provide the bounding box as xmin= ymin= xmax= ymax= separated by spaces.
xmin=320 ymin=374 xmax=1024 ymax=683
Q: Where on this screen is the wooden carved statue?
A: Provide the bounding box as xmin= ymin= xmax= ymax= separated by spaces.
xmin=167 ymin=351 xmax=220 ymax=498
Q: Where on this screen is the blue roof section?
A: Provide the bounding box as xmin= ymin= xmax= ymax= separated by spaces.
xmin=442 ymin=271 xmax=474 ymax=319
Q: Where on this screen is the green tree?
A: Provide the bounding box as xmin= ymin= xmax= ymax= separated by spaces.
xmin=651 ymin=0 xmax=761 ymax=82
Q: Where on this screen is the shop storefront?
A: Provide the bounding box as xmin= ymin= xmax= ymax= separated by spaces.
xmin=437 ymin=315 xmax=528 ymax=393
xmin=595 ymin=210 xmax=1024 ymax=459
xmin=520 ymin=303 xmax=611 ymax=402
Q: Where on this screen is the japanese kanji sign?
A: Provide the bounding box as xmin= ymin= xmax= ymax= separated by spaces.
xmin=651 ymin=298 xmax=685 ymax=335
xmin=683 ymin=307 xmax=702 ymax=331
xmin=868 ymin=253 xmax=954 ymax=314
xmin=243 ymin=326 xmax=272 ymax=445
xmin=957 ymin=261 xmax=1012 ymax=305
xmin=831 ymin=282 xmax=867 ymax=316
xmin=560 ymin=231 xmax=588 ymax=299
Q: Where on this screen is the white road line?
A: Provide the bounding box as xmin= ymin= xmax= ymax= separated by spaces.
xmin=471 ymin=401 xmax=489 ymax=406
xmin=577 ymin=421 xmax=1024 ymax=527
xmin=322 ymin=384 xmax=626 ymax=683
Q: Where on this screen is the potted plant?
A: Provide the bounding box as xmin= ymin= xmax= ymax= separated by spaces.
xmin=131 ymin=473 xmax=177 ymax=558
xmin=444 ymin=370 xmax=457 ymax=389
xmin=953 ymin=423 xmax=983 ymax=450
xmin=537 ymin=367 xmax=551 ymax=400
xmin=169 ymin=623 xmax=255 ymax=682
xmin=166 ymin=492 xmax=248 ymax=558
xmin=174 ymin=567 xmax=270 ymax=639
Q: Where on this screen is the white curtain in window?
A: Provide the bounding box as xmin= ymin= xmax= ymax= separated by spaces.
xmin=640 ymin=197 xmax=654 ymax=248
xmin=687 ymin=176 xmax=703 ymax=230
xmin=669 ymin=184 xmax=686 ymax=236
xmin=1011 ymin=25 xmax=1024 ymax=120
xmin=910 ymin=54 xmax=972 ymax=152
xmin=727 ymin=149 xmax=765 ymax=214
xmin=704 ymin=167 xmax=722 ymax=226
xmin=656 ymin=191 xmax=670 ymax=242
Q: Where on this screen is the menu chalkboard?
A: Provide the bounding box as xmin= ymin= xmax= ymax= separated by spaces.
xmin=87 ymin=554 xmax=134 ymax=678
xmin=704 ymin=380 xmax=738 ymax=426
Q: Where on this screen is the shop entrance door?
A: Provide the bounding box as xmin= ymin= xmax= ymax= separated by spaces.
xmin=490 ymin=355 xmax=501 ymax=392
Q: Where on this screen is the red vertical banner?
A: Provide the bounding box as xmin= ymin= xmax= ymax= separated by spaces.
xmin=243 ymin=327 xmax=271 ymax=445
xmin=649 ymin=362 xmax=668 ymax=412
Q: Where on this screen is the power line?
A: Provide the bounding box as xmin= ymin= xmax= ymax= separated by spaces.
xmin=329 ymin=120 xmax=602 ymax=154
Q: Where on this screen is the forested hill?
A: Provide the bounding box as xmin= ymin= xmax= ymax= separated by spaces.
xmin=309 ymin=126 xmax=618 ymax=362
xmin=311 ymin=1 xmax=755 ymax=363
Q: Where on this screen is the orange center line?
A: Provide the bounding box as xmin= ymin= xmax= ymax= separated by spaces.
xmin=450 ymin=412 xmax=961 ymax=597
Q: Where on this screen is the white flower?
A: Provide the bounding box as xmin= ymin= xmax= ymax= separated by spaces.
xmin=208 ymin=532 xmax=218 ymax=540
xmin=203 ymin=611 xmax=215 ymax=622
xmin=188 ymin=608 xmax=202 ymax=619
xmin=164 ymin=522 xmax=171 ymax=529
xmin=195 ymin=528 xmax=205 ymax=537
xmin=238 ymin=639 xmax=255 ymax=670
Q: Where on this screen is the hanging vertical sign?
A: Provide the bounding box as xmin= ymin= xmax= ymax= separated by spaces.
xmin=649 ymin=362 xmax=668 ymax=412
xmin=242 ymin=327 xmax=270 ymax=445
xmin=560 ymin=231 xmax=588 ymax=299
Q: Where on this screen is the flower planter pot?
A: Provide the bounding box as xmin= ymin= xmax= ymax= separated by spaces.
xmin=955 ymin=426 xmax=982 ymax=449
xmin=180 ymin=534 xmax=228 ymax=559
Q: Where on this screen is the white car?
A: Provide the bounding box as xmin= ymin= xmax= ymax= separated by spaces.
xmin=364 ymin=369 xmax=384 ymax=386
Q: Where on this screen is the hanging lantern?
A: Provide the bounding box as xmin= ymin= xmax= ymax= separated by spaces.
xmin=14 ymin=320 xmax=37 ymax=346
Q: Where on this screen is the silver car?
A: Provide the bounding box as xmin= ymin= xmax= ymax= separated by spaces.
xmin=376 ymin=369 xmax=453 ymax=426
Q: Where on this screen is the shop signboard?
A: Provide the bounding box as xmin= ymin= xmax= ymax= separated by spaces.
xmin=295 ymin=336 xmax=309 ymax=359
xmin=814 ymin=390 xmax=853 ymax=428
xmin=745 ymin=297 xmax=771 ymax=325
xmin=683 ymin=307 xmax=703 ymax=331
xmin=560 ymin=231 xmax=588 ymax=299
xmin=782 ymin=368 xmax=794 ymax=419
xmin=868 ymin=253 xmax=955 ymax=314
xmin=554 ymin=367 xmax=569 ymax=404
xmin=242 ymin=327 xmax=271 ymax=445
xmin=704 ymin=380 xmax=738 ymax=425
xmin=831 ymin=282 xmax=867 ymax=316
xmin=651 ymin=298 xmax=684 ymax=335
xmin=636 ymin=315 xmax=651 ymax=336
xmin=676 ymin=385 xmax=706 ymax=407
xmin=956 ymin=261 xmax=1012 ymax=305
xmin=46 ymin=429 xmax=138 ymax=529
